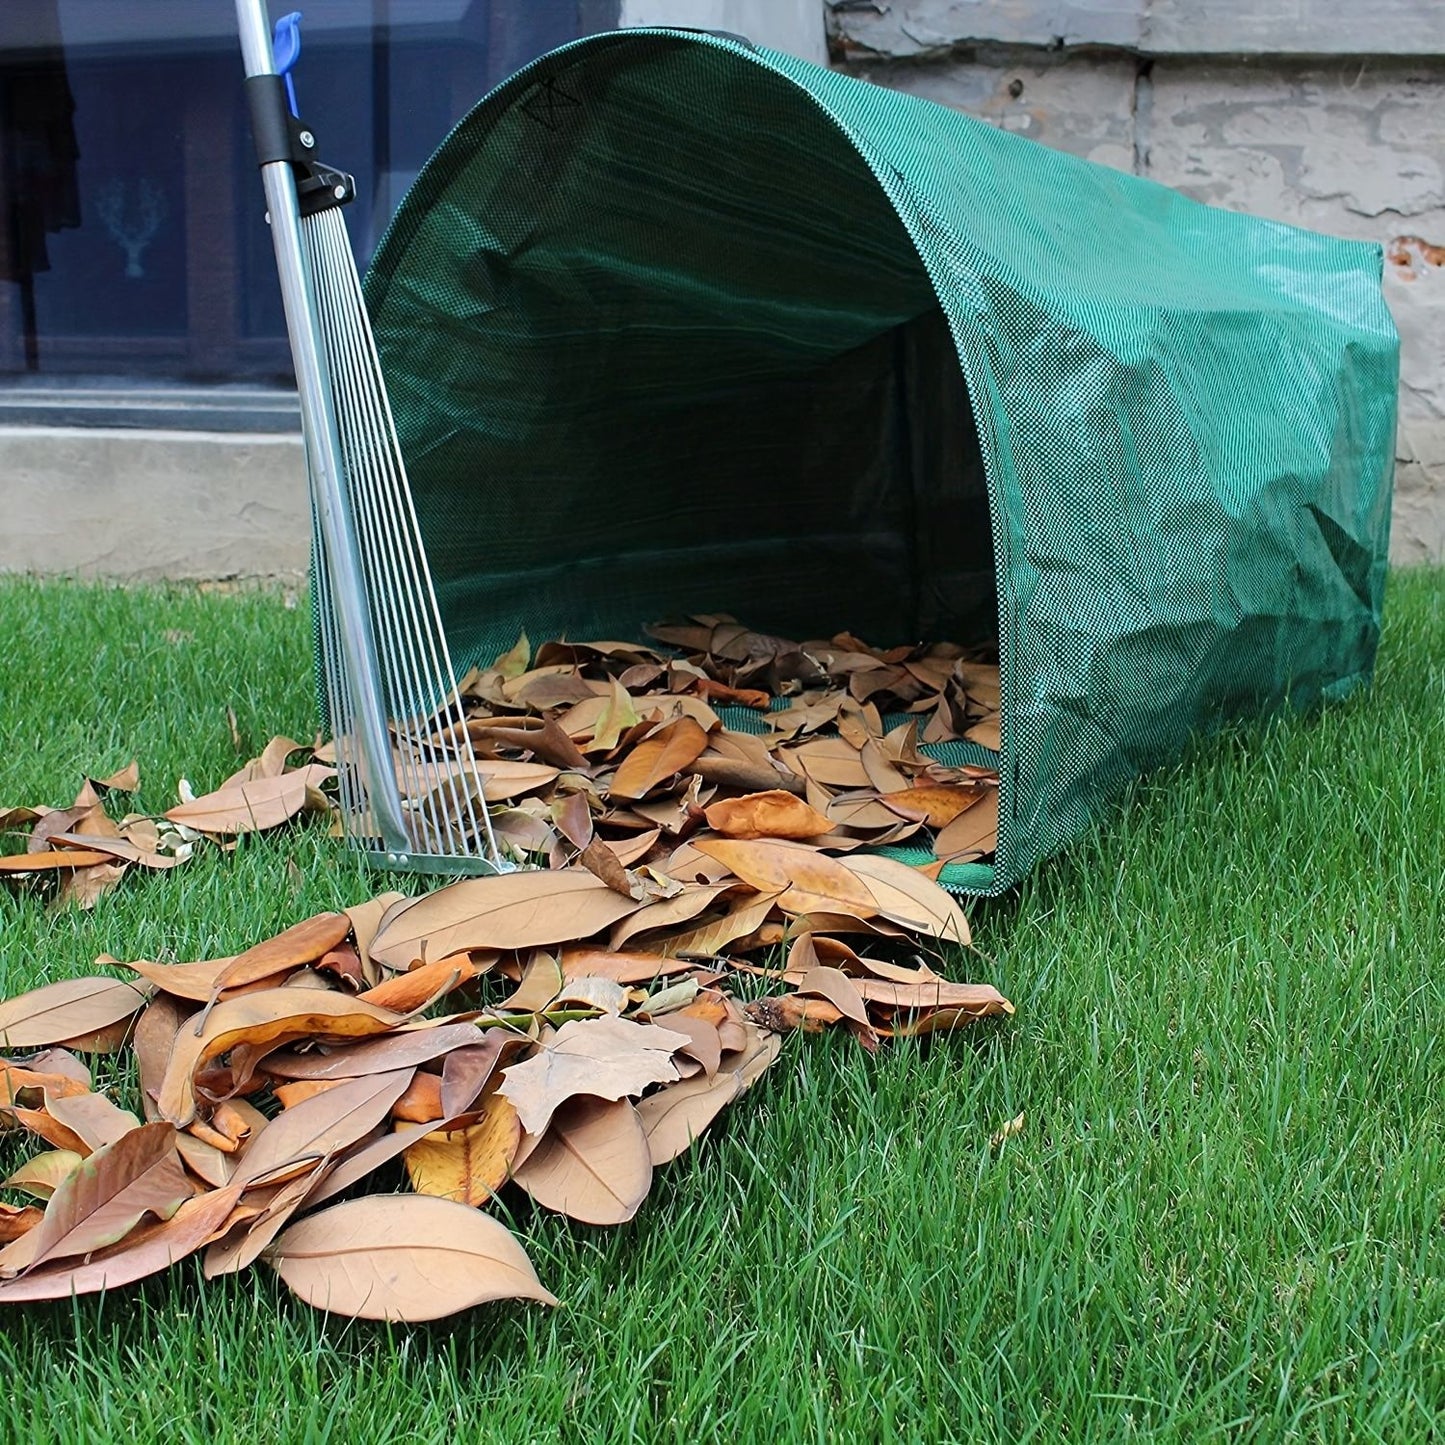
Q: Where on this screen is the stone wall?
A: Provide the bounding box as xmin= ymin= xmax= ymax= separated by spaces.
xmin=831 ymin=0 xmax=1445 ymax=562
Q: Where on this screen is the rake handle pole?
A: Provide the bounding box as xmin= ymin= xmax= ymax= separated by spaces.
xmin=235 ymin=0 xmax=412 ymax=858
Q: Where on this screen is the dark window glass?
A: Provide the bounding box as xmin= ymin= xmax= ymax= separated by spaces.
xmin=0 ymin=0 xmax=617 ymax=381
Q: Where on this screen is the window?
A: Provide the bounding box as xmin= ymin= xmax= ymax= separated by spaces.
xmin=0 ymin=0 xmax=618 ymax=382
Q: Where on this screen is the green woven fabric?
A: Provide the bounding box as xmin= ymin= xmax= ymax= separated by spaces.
xmin=362 ymin=30 xmax=1398 ymax=895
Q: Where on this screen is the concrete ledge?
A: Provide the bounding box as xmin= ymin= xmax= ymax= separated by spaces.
xmin=0 ymin=426 xmax=310 ymax=582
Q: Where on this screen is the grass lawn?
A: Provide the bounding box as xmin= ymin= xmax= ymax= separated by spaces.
xmin=0 ymin=571 xmax=1442 ymax=1444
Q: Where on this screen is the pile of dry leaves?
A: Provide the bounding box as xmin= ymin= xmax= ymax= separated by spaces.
xmin=0 ymin=619 xmax=1012 ymax=1322
xmin=416 ymin=615 xmax=1002 ymax=868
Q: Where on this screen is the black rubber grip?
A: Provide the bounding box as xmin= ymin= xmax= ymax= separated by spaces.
xmin=245 ymin=74 xmax=294 ymax=168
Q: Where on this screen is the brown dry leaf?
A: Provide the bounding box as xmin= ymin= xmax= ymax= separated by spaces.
xmin=402 ymin=1093 xmax=521 ymax=1206
xmin=223 ymin=736 xmax=307 ymax=787
xmin=702 ymin=791 xmax=835 ymax=841
xmin=609 ymin=718 xmax=709 ymax=801
xmin=44 ymin=1090 xmax=142 ymax=1153
xmin=475 ymin=760 xmax=561 ymax=803
xmin=272 ymin=1080 xmax=344 ymax=1110
xmin=636 ymin=890 xmax=781 ymax=960
xmin=344 ymin=891 xmax=406 ymax=986
xmin=204 ymin=1163 xmax=326 ymax=1278
xmin=884 ymin=783 xmax=990 ymax=828
xmin=557 ymin=948 xmax=698 ymax=986
xmin=778 ymin=738 xmax=871 ymax=790
xmin=4 ymin=1149 xmax=84 ymax=1201
xmin=13 ymin=1122 xmax=193 ymax=1273
xmin=841 ymin=854 xmax=972 ymax=945
xmin=8 ymin=1107 xmax=89 ymax=1155
xmin=586 ymin=676 xmax=644 ymax=751
xmin=498 ymin=950 xmax=564 ymax=1014
xmin=746 ymin=993 xmax=845 ymax=1033
xmin=234 ymin=1069 xmax=415 ymax=1189
xmin=934 ymin=790 xmax=999 ymax=861
xmin=157 ymin=989 xmax=404 ymax=1127
xmin=133 ymin=992 xmax=193 ymax=1122
xmin=0 ymin=1185 xmax=241 ymax=1301
xmin=497 ymin=1014 xmax=688 ymax=1136
xmin=49 ymin=833 xmax=184 ymax=871
xmin=794 ymin=966 xmax=873 ymax=1031
xmin=0 ymin=1061 xmax=92 ymax=1109
xmin=358 ymin=955 xmax=478 ymax=1013
xmin=264 ymin=1194 xmax=557 ymax=1320
xmin=259 ymin=1022 xmax=486 ymax=1081
xmin=55 ymin=861 xmax=129 ymax=910
xmin=0 ymin=849 xmax=118 ymax=874
xmin=392 ymin=1072 xmax=445 ymax=1124
xmin=0 ymin=1202 xmax=44 ymax=1243
xmin=553 ymin=976 xmax=630 ymax=1015
xmin=964 ymin=714 xmax=1002 ymax=752
xmin=634 ymin=1068 xmax=741 ymax=1165
xmin=438 ymin=1035 xmax=511 ymax=1117
xmin=368 ymin=872 xmax=643 ymax=972
xmin=121 ymin=956 xmax=235 ymax=1003
xmin=164 ymin=765 xmax=333 ymax=836
xmin=692 ymin=839 xmax=878 ymax=919
xmin=608 ymin=883 xmax=734 ymax=950
xmin=512 ymin=1096 xmax=653 ymax=1226
xmin=0 ymin=976 xmax=150 ymax=1052
xmin=850 ymin=977 xmax=1014 ymax=1015
xmin=209 ymin=913 xmax=352 ymax=998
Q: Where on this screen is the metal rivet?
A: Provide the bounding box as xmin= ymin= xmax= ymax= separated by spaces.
xmin=299 ymin=130 xmax=315 ymax=148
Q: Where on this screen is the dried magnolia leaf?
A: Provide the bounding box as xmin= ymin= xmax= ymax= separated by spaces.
xmin=0 ymin=1185 xmax=241 ymax=1301
xmin=439 ymin=1035 xmax=510 ymax=1118
xmin=794 ymin=965 xmax=873 ymax=1031
xmin=133 ymin=993 xmax=195 ymax=1123
xmin=512 ymin=1096 xmax=652 ymax=1226
xmin=121 ymin=956 xmax=235 ymax=1003
xmin=358 ymin=955 xmax=478 ymax=1013
xmin=498 ymin=950 xmax=564 ymax=1014
xmin=164 ymin=766 xmax=333 ymax=836
xmin=635 ymin=1066 xmax=742 ymax=1165
xmin=0 ymin=1202 xmax=44 ymax=1243
xmin=4 ymin=1149 xmax=84 ymax=1201
xmin=0 ymin=849 xmax=117 ymax=874
xmin=558 ymin=948 xmax=698 ymax=986
xmin=841 ymin=854 xmax=972 ymax=944
xmin=497 ymin=1014 xmax=688 ymax=1136
xmin=609 ymin=718 xmax=710 ymax=801
xmin=8 ymin=1107 xmax=88 ymax=1155
xmin=17 ymin=1122 xmax=193 ymax=1272
xmin=44 ymin=1090 xmax=142 ymax=1153
xmin=368 ymin=872 xmax=643 ymax=972
xmin=157 ymin=989 xmax=404 ymax=1127
xmin=234 ymin=1069 xmax=415 ymax=1189
xmin=637 ymin=890 xmax=781 ymax=959
xmin=702 ymin=790 xmax=835 ymax=841
xmin=0 ymin=1061 xmax=92 ymax=1109
xmin=55 ymin=860 xmax=129 ymax=910
xmin=0 ymin=976 xmax=150 ymax=1052
xmin=392 ymin=1071 xmax=445 ymax=1124
xmin=553 ymin=976 xmax=630 ymax=1015
xmin=259 ymin=1021 xmax=486 ymax=1081
xmin=692 ymin=839 xmax=878 ymax=919
xmin=264 ymin=1194 xmax=557 ymax=1320
xmin=934 ymin=790 xmax=999 ymax=861
xmin=608 ymin=883 xmax=734 ymax=950
xmin=402 ymin=1093 xmax=521 ymax=1205
xmin=210 ymin=913 xmax=352 ymax=997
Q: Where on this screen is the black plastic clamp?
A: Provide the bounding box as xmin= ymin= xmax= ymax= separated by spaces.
xmin=244 ymin=73 xmax=355 ymax=216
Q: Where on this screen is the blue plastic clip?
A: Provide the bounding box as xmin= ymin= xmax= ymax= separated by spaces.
xmin=272 ymin=11 xmax=303 ymax=117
